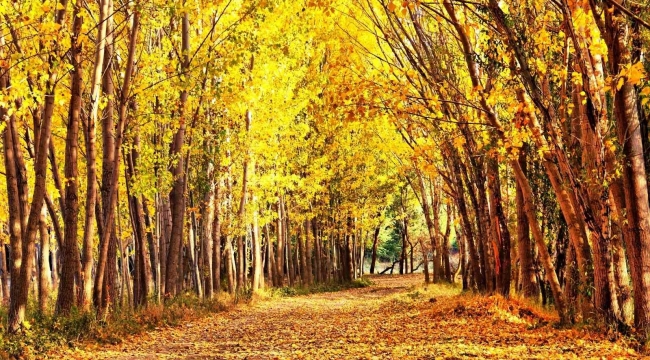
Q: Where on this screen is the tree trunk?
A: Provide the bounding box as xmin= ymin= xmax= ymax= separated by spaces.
xmin=0 ymin=240 xmax=9 ymax=305
xmin=57 ymin=0 xmax=85 ymax=314
xmin=516 ymin=148 xmax=539 ymax=299
xmin=451 ymin=156 xmax=483 ymax=291
xmin=94 ymin=0 xmax=138 ymax=313
xmin=418 ymin=174 xmax=441 ymax=282
xmin=369 ymin=226 xmax=380 ymax=274
xmin=399 ymin=223 xmax=406 ymax=275
xmin=487 ymin=157 xmax=511 ymax=296
xmin=202 ymin=167 xmax=215 ymax=298
xmin=265 ymin=224 xmax=276 ymax=287
xmin=3 ymin=100 xmax=25 ymax=330
xmin=252 ymin=206 xmax=262 ymax=291
xmin=79 ymin=0 xmax=107 ymax=312
xmin=343 ymin=232 xmax=353 ymax=282
xmin=299 ymin=221 xmax=307 ymax=285
xmin=165 ymin=9 xmax=190 ymax=297
xmin=313 ymin=219 xmax=322 ymax=283
xmin=5 ymin=0 xmax=65 ymax=334
xmin=420 ymin=235 xmax=430 ymax=283
xmin=442 ymin=206 xmax=452 ymax=282
xmin=38 ymin=206 xmax=51 ymax=312
xmin=601 ymin=2 xmax=650 ymax=335
xmin=275 ymin=202 xmax=284 ymax=286
xmin=305 ymin=218 xmax=313 ymax=285
xmin=188 ymin=195 xmax=202 ymax=297
xmin=212 ymin=178 xmax=222 ymax=294
xmin=284 ymin=201 xmax=294 ymax=287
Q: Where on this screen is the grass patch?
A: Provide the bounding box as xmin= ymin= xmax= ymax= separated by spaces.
xmin=271 ymin=278 xmax=373 ymax=298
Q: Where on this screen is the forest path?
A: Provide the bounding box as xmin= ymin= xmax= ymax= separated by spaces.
xmin=68 ymin=274 xmax=638 ymax=359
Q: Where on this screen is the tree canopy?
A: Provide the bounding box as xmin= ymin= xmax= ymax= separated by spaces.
xmin=1 ymin=0 xmax=650 ymax=349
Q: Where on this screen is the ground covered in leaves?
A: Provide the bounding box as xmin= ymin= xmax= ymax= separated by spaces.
xmin=62 ymin=275 xmax=639 ymax=359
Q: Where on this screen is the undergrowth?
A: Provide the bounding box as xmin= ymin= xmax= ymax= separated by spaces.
xmin=271 ymin=278 xmax=373 ymax=297
xmin=0 ymin=293 xmax=228 ymax=358
xmin=0 ymin=278 xmax=373 ymax=358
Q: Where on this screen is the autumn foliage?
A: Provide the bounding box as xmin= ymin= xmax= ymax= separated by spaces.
xmin=0 ymin=0 xmax=650 ymax=356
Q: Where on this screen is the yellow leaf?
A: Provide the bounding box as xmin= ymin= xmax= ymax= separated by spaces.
xmin=627 ymin=62 xmax=646 ymax=85
xmin=641 ymin=87 xmax=650 ymax=96
xmin=617 ymin=77 xmax=625 ymax=90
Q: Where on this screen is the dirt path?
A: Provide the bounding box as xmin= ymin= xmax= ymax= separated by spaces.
xmin=66 ymin=275 xmax=638 ymax=359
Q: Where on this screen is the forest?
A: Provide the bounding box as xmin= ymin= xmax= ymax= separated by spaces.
xmin=0 ymin=0 xmax=650 ymax=358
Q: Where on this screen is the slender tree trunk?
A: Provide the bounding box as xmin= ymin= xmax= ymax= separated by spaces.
xmin=275 ymin=202 xmax=284 ymax=286
xmin=313 ymin=219 xmax=322 ymax=283
xmin=94 ymin=0 xmax=138 ymax=313
xmin=284 ymin=202 xmax=294 ymax=287
xmin=451 ymin=156 xmax=483 ymax=290
xmin=0 ymin=239 xmax=9 ymax=305
xmin=188 ymin=195 xmax=202 ymax=297
xmin=305 ymin=218 xmax=313 ymax=285
xmin=224 ymin=236 xmax=234 ymax=293
xmin=409 ymin=240 xmax=414 ymax=274
xmin=460 ymin=159 xmax=491 ymax=291
xmin=165 ymin=8 xmax=190 ymax=297
xmin=38 ymin=207 xmax=51 ymax=312
xmin=252 ymin=205 xmax=262 ymax=291
xmin=5 ymin=0 xmax=65 ymax=334
xmin=202 ymin=167 xmax=215 ymax=298
xmin=265 ymin=224 xmax=276 ymax=286
xmin=3 ymin=100 xmax=25 ymax=329
xmin=418 ymin=174 xmax=441 ymax=282
xmin=420 ymin=235 xmax=430 ymax=283
xmin=487 ymin=157 xmax=511 ymax=296
xmin=299 ymin=220 xmax=307 ymax=285
xmin=78 ymin=0 xmax=107 ymax=312
xmin=442 ymin=206 xmax=452 ymax=282
xmin=600 ymin=3 xmax=650 ymax=334
xmin=512 ymin=161 xmax=567 ymax=322
xmin=343 ymin=231 xmax=353 ymax=282
xmin=212 ymin=178 xmax=222 ymax=294
xmin=369 ymin=226 xmax=380 ymax=274
xmin=57 ymin=0 xmax=85 ymax=314
xmin=516 ymin=148 xmax=539 ymax=299
xmin=399 ymin=222 xmax=406 ymax=275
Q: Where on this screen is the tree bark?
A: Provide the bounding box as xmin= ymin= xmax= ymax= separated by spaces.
xmin=603 ymin=4 xmax=650 ymax=333
xmin=305 ymin=217 xmax=313 ymax=285
xmin=369 ymin=226 xmax=380 ymax=274
xmin=418 ymin=173 xmax=441 ymax=282
xmin=79 ymin=0 xmax=108 ymax=311
xmin=487 ymin=157 xmax=511 ymax=296
xmin=442 ymin=206 xmax=452 ymax=282
xmin=516 ymin=148 xmax=539 ymax=299
xmin=252 ymin=205 xmax=262 ymax=291
xmin=165 ymin=8 xmax=190 ymax=297
xmin=38 ymin=206 xmax=51 ymax=312
xmin=94 ymin=1 xmax=137 ymax=313
xmin=56 ymin=0 xmax=85 ymax=315
xmin=275 ymin=201 xmax=284 ymax=286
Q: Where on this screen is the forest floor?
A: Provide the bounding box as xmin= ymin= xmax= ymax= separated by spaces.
xmin=60 ymin=274 xmax=640 ymax=359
